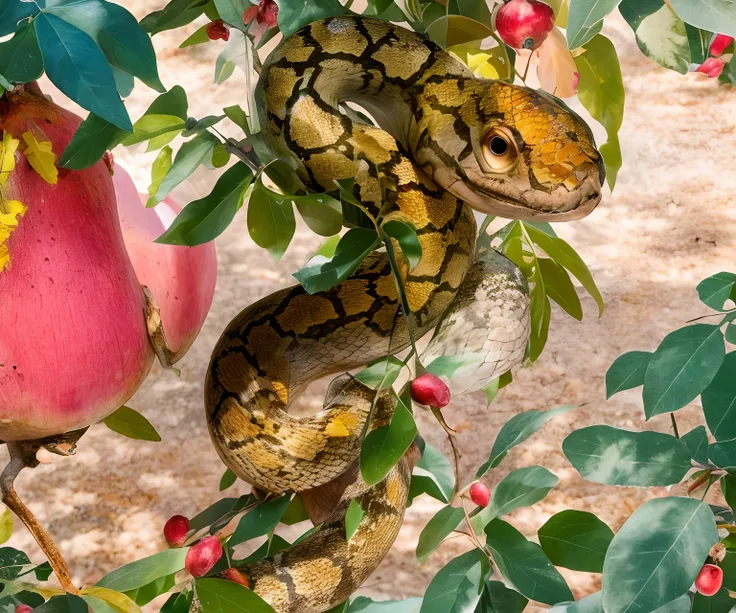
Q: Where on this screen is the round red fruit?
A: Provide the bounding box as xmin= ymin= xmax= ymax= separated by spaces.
xmin=222 ymin=568 xmax=250 ymax=587
xmin=496 ymin=0 xmax=556 ymax=50
xmin=410 ymin=373 xmax=451 ymax=408
xmin=469 ymin=482 xmax=491 ymax=508
xmin=695 ymin=563 xmax=723 ymax=596
xmin=696 ymin=57 xmax=726 ymax=78
xmin=15 ymin=606 xmax=33 ymax=613
xmin=164 ymin=514 xmax=190 ymax=548
xmin=185 ymin=536 xmax=223 ymax=578
xmin=206 ymin=20 xmax=230 ymax=41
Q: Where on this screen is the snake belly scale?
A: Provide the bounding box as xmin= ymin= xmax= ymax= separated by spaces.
xmin=205 ymin=15 xmax=604 ymax=613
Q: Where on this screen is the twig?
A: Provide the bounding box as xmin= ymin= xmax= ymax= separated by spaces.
xmin=461 ymin=499 xmax=491 ymax=557
xmin=670 ymin=413 xmax=680 ymax=439
xmin=1 ymin=442 xmax=78 ymax=594
xmin=433 ymin=408 xmax=461 ymax=495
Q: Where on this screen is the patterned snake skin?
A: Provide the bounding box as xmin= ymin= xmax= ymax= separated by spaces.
xmin=204 ymin=16 xmax=604 ymax=613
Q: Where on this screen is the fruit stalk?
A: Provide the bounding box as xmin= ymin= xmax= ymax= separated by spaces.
xmin=0 ymin=440 xmax=79 ymax=594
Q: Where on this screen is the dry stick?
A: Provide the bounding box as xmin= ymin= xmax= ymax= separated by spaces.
xmin=0 ymin=443 xmax=78 ymax=594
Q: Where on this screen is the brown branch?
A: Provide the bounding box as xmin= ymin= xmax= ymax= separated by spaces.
xmin=432 ymin=408 xmax=461 ymax=495
xmin=1 ymin=441 xmax=79 ymax=594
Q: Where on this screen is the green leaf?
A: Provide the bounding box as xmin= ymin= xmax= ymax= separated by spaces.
xmin=293 ymin=193 xmax=343 ymax=237
xmin=349 ymin=597 xmax=422 ymax=612
xmin=156 ymin=161 xmax=252 ymax=246
xmin=563 ymin=426 xmax=692 ymax=486
xmin=472 ymin=466 xmax=558 ymax=532
xmin=111 ymin=66 xmax=135 ymax=98
xmin=147 ymin=146 xmax=173 ymax=206
xmin=573 ymin=35 xmax=625 ymax=190
xmin=538 ymin=510 xmax=613 ymax=572
xmin=419 ymin=550 xmax=489 ymax=613
xmin=160 ymin=590 xmax=193 ymax=613
xmin=230 ymin=495 xmax=291 ymax=546
xmin=152 ymin=131 xmax=219 ymax=204
xmin=195 ymin=578 xmax=276 ymax=613
xmin=354 ymin=357 xmax=405 ymax=390
xmin=697 ymin=272 xmax=736 ymax=311
xmin=280 ymin=495 xmax=309 ymax=525
xmin=60 ymin=113 xmax=126 ymax=170
xmin=681 ymin=425 xmax=710 ymax=465
xmin=146 ymin=86 xmax=189 ymax=120
xmin=416 ymin=506 xmax=464 ymax=562
xmin=691 ymin=586 xmax=736 ymax=613
xmin=0 ymin=509 xmax=12 ymax=545
xmin=102 ymin=406 xmax=161 ymax=442
xmin=81 ymin=595 xmax=119 ymax=613
xmin=34 ymin=13 xmax=131 ymax=131
xmin=80 ymin=587 xmax=142 ymax=613
xmin=475 ymin=581 xmax=528 ymax=613
xmin=96 ymin=549 xmax=187 ymax=592
xmin=247 ymin=179 xmax=296 ymax=261
xmin=485 ymin=518 xmax=572 ymax=605
xmin=211 ymin=143 xmax=230 ymax=168
xmin=702 ymin=352 xmax=736 ymax=442
xmin=345 ymin=500 xmax=364 ymax=541
xmin=524 ymin=224 xmax=604 ymax=316
xmin=277 ymin=0 xmax=346 ymax=37
xmin=219 ymin=469 xmax=237 ymax=491
xmin=0 ymin=547 xmax=30 ymax=581
xmin=605 ymin=350 xmax=651 ymax=398
xmin=383 ymin=221 xmax=422 ymax=269
xmin=0 ymin=2 xmax=40 ymax=37
xmin=538 ymin=258 xmax=582 ymax=320
xmin=182 ymin=115 xmax=226 ymax=137
xmin=125 ymin=574 xmax=176 ymax=607
xmin=240 ymin=534 xmax=291 ymax=565
xmin=122 ymin=114 xmax=186 ymax=147
xmin=0 ymin=23 xmax=44 ymax=84
xmin=727 ymin=323 xmax=736 ymax=344
xmin=360 ymin=395 xmax=417 ymax=486
xmin=213 ymin=0 xmax=250 ymax=31
xmin=478 ymin=405 xmax=576 ymax=476
xmin=709 ymin=440 xmax=736 ymax=469
xmin=141 ymin=0 xmax=210 ymax=35
xmin=188 ymin=496 xmax=249 ymax=532
xmin=643 ymin=324 xmax=725 ymax=418
xmin=602 ymin=497 xmax=718 ymax=613
xmin=179 ymin=23 xmax=210 ymax=48
xmin=43 ymin=0 xmax=164 ymax=92
xmin=618 ymin=0 xmax=691 ymax=74
xmin=409 ymin=443 xmax=455 ymax=505
xmin=224 ymin=105 xmax=249 ymax=133
xmin=294 ymin=228 xmax=380 ymax=294
xmin=567 ymin=0 xmax=622 ymax=48
xmin=668 ymin=0 xmax=736 ymax=39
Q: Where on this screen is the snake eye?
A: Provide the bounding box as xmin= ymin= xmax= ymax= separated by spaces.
xmin=481 ymin=128 xmax=518 ymax=172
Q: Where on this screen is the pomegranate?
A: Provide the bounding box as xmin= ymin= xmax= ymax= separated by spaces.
xmin=0 ymin=87 xmax=154 ymax=440
xmin=113 ymin=165 xmax=216 ymax=363
xmin=469 ymin=482 xmax=491 ymax=508
xmin=185 ymin=536 xmax=223 ymax=578
xmin=695 ymin=563 xmax=723 ymax=596
xmin=410 ymin=373 xmax=451 ymax=408
xmin=495 ymin=0 xmax=555 ymax=50
xmin=163 ymin=514 xmax=190 ymax=548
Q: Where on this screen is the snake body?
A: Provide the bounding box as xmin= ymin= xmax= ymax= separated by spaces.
xmin=205 ymin=15 xmax=604 ymax=613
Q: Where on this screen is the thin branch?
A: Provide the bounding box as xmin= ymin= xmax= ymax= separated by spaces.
xmin=433 ymin=408 xmax=461 ymax=495
xmin=1 ymin=443 xmax=78 ymax=594
xmin=670 ymin=413 xmax=680 ymax=439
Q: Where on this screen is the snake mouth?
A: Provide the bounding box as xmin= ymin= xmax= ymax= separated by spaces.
xmin=446 ymin=177 xmax=602 ymax=222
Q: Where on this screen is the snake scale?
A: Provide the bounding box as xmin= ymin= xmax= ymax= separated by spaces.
xmin=204 ymin=15 xmax=604 ymax=613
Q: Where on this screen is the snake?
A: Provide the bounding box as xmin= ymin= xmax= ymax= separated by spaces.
xmin=204 ymin=15 xmax=604 ymax=613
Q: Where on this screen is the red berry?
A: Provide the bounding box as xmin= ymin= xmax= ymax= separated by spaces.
xmin=15 ymin=606 xmax=33 ymax=613
xmin=469 ymin=482 xmax=491 ymax=508
xmin=495 ymin=0 xmax=555 ymax=50
xmin=695 ymin=564 xmax=723 ymax=596
xmin=695 ymin=57 xmax=726 ymax=78
xmin=222 ymin=568 xmax=250 ymax=587
xmin=185 ymin=536 xmax=223 ymax=578
xmin=164 ymin=515 xmax=190 ymax=548
xmin=410 ymin=373 xmax=451 ymax=408
xmin=206 ymin=20 xmax=230 ymax=41
xmin=710 ymin=34 xmax=734 ymax=57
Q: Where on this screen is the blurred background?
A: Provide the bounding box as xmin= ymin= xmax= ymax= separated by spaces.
xmin=2 ymin=2 xmax=735 ymax=610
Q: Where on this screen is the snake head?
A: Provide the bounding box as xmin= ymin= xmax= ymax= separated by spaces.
xmin=415 ymin=80 xmax=605 ymax=221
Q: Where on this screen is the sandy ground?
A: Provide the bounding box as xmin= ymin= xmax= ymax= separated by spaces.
xmin=3 ymin=4 xmax=736 ymax=610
